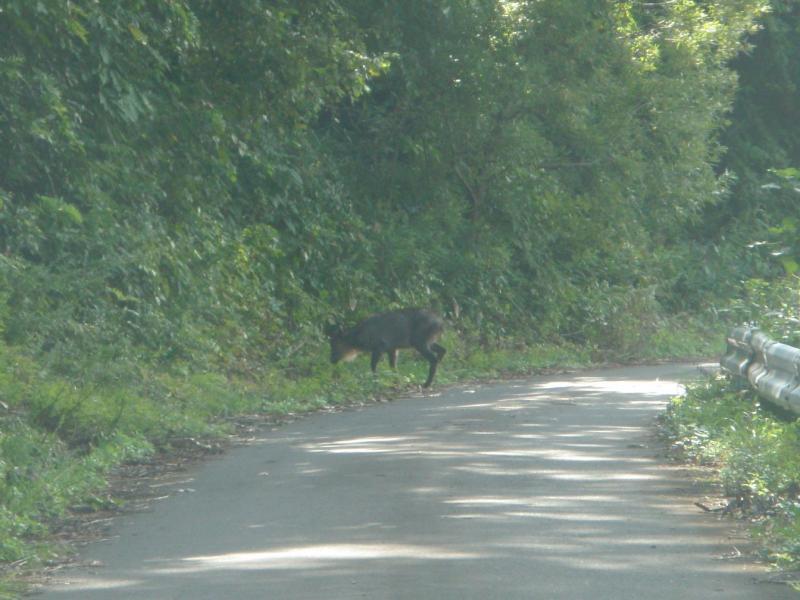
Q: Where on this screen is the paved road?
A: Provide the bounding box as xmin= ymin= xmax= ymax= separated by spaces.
xmin=36 ymin=365 xmax=795 ymax=599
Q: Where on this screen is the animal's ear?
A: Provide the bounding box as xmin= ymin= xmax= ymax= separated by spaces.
xmin=323 ymin=321 xmax=340 ymax=338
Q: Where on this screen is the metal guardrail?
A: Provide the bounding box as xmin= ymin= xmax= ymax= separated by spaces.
xmin=721 ymin=326 xmax=800 ymax=414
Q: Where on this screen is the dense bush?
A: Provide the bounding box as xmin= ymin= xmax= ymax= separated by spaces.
xmin=0 ymin=0 xmax=769 ymax=373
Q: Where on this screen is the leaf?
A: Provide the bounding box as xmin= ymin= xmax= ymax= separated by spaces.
xmin=780 ymin=256 xmax=800 ymax=276
xmin=37 ymin=195 xmax=83 ymax=225
xmin=66 ymin=18 xmax=88 ymax=44
xmin=771 ymin=167 xmax=800 ymax=180
xmin=782 ymin=217 xmax=799 ymax=233
xmin=128 ymin=25 xmax=148 ymax=45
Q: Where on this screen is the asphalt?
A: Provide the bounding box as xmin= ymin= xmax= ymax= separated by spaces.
xmin=34 ymin=364 xmax=797 ymax=599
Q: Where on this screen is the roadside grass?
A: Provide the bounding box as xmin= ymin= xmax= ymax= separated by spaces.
xmin=0 ymin=580 xmax=25 ymax=600
xmin=637 ymin=316 xmax=725 ymax=362
xmin=0 ymin=314 xmax=715 ymax=592
xmin=661 ymin=375 xmax=800 ymax=572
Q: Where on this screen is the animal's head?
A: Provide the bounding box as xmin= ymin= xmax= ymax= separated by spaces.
xmin=324 ymin=322 xmax=359 ymax=364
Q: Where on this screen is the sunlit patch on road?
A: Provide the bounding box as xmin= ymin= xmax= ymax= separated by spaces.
xmin=169 ymin=543 xmax=479 ymax=573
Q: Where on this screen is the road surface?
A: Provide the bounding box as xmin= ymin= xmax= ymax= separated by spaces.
xmin=36 ymin=364 xmax=796 ymax=599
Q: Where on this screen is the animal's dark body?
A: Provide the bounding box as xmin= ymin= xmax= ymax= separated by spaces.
xmin=326 ymin=308 xmax=446 ymax=388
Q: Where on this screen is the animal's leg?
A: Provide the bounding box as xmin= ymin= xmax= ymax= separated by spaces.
xmin=370 ymin=350 xmax=382 ymax=372
xmin=415 ymin=344 xmax=440 ymax=388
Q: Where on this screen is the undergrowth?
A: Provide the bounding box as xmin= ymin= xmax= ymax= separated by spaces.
xmin=662 ymin=374 xmax=800 ymax=571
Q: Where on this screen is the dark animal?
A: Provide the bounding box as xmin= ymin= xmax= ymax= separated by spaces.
xmin=325 ymin=308 xmax=446 ymax=388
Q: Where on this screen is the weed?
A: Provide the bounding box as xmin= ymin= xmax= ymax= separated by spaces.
xmin=663 ymin=374 xmax=800 ymax=568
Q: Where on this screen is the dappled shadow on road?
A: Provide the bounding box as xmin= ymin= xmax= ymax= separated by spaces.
xmin=39 ymin=367 xmax=792 ymax=599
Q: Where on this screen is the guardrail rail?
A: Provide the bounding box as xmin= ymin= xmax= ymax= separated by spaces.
xmin=721 ymin=326 xmax=800 ymax=414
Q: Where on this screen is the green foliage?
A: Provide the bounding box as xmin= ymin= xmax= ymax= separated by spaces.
xmin=695 ymin=2 xmax=800 ymax=294
xmin=759 ymin=168 xmax=800 ymax=276
xmin=725 ymin=276 xmax=800 ymax=346
xmin=0 ymin=407 xmax=154 ymax=563
xmin=719 ymin=1 xmax=800 ymax=200
xmin=0 ymin=0 xmax=767 ymax=369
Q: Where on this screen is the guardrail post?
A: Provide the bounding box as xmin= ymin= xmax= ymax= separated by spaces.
xmin=720 ymin=325 xmax=755 ymax=380
xmin=720 ymin=326 xmax=800 ymax=415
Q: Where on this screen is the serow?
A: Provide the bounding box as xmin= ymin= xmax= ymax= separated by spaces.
xmin=325 ymin=308 xmax=446 ymax=388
